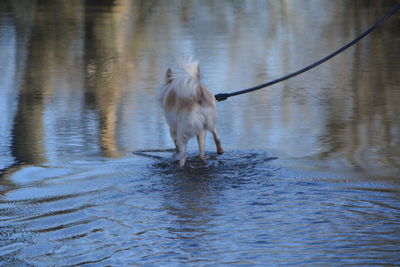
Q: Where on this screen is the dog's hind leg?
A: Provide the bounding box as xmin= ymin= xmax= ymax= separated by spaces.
xmin=169 ymin=128 xmax=179 ymax=152
xmin=197 ymin=131 xmax=206 ymax=160
xmin=178 ymin=141 xmax=187 ymax=168
xmin=212 ymin=129 xmax=224 ymax=155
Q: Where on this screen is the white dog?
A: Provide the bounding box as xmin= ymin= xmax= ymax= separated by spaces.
xmin=157 ymin=57 xmax=223 ymax=168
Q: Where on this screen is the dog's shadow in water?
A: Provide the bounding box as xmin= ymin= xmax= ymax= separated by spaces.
xmin=134 ymin=149 xmax=279 ymax=234
xmin=133 ymin=149 xmax=279 ymax=180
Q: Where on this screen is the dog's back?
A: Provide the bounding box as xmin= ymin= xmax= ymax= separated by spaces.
xmin=158 ymin=58 xmax=216 ymax=138
xmin=158 ymin=57 xmax=223 ymax=167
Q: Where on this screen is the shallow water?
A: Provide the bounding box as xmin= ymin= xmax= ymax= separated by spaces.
xmin=1 ymin=0 xmax=400 ymax=265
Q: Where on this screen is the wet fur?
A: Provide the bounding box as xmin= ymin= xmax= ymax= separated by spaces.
xmin=157 ymin=58 xmax=223 ymax=168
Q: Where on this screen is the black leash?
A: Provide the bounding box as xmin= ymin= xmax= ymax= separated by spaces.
xmin=215 ymin=4 xmax=400 ymax=102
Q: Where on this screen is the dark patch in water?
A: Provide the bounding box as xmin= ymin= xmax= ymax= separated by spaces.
xmin=137 ymin=149 xmax=279 ymax=178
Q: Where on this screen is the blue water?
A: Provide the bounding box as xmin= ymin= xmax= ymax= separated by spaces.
xmin=1 ymin=0 xmax=400 ymax=265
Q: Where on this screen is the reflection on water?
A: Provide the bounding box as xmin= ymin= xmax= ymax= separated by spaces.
xmin=0 ymin=0 xmax=400 ymax=265
xmin=1 ymin=0 xmax=399 ymax=172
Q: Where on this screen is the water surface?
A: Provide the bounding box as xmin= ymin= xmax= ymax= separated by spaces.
xmin=1 ymin=0 xmax=400 ymax=265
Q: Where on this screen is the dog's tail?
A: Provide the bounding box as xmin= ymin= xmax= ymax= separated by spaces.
xmin=169 ymin=57 xmax=201 ymax=101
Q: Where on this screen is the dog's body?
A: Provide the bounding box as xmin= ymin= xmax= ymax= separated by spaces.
xmin=157 ymin=58 xmax=223 ymax=167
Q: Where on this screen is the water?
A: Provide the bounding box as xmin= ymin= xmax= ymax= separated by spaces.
xmin=1 ymin=0 xmax=400 ymax=265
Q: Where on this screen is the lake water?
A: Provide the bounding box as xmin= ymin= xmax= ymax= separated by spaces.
xmin=1 ymin=0 xmax=400 ymax=265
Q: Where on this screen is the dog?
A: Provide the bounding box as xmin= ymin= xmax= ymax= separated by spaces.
xmin=157 ymin=57 xmax=223 ymax=168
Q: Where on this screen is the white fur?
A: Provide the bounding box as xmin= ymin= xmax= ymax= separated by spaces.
xmin=157 ymin=57 xmax=223 ymax=168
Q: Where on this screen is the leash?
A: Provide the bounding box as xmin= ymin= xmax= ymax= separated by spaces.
xmin=215 ymin=4 xmax=400 ymax=102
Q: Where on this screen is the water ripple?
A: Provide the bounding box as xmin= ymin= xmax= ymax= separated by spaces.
xmin=0 ymin=151 xmax=399 ymax=265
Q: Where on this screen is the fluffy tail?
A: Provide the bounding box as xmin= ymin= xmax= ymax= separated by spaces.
xmin=169 ymin=57 xmax=201 ymax=101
